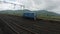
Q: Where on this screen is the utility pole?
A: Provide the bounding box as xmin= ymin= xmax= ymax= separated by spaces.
xmin=20 ymin=5 xmax=25 ymax=10
xmin=0 ymin=0 xmax=25 ymax=10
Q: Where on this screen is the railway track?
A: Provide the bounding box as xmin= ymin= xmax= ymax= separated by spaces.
xmin=2 ymin=15 xmax=60 ymax=30
xmin=0 ymin=15 xmax=60 ymax=34
xmin=0 ymin=17 xmax=37 ymax=34
xmin=0 ymin=18 xmax=18 ymax=34
xmin=0 ymin=15 xmax=48 ymax=34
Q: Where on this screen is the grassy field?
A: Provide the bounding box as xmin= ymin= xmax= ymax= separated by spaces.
xmin=37 ymin=15 xmax=60 ymax=21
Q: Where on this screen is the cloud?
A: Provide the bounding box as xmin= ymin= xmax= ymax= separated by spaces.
xmin=20 ymin=0 xmax=60 ymax=14
xmin=0 ymin=0 xmax=60 ymax=14
xmin=0 ymin=0 xmax=21 ymax=10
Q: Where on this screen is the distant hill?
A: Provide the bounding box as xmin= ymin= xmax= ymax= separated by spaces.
xmin=0 ymin=10 xmax=60 ymax=16
xmin=36 ymin=10 xmax=60 ymax=16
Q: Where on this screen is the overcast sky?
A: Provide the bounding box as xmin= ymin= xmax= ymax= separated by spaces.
xmin=20 ymin=0 xmax=60 ymax=14
xmin=0 ymin=0 xmax=60 ymax=14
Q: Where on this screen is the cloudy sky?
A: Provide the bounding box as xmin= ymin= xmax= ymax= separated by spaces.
xmin=0 ymin=0 xmax=60 ymax=14
xmin=0 ymin=0 xmax=22 ymax=10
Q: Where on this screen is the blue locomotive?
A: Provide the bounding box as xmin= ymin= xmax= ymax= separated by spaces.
xmin=23 ymin=11 xmax=37 ymax=20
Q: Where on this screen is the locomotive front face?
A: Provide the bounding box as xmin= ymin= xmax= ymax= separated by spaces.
xmin=23 ymin=11 xmax=36 ymax=20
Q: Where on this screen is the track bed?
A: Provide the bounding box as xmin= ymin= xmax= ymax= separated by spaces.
xmin=0 ymin=14 xmax=60 ymax=34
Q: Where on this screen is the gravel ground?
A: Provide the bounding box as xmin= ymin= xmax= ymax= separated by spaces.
xmin=0 ymin=14 xmax=60 ymax=34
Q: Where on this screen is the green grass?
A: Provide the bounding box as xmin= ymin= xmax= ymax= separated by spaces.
xmin=37 ymin=15 xmax=60 ymax=21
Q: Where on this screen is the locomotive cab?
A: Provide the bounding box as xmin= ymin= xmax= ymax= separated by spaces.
xmin=23 ymin=11 xmax=37 ymax=20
